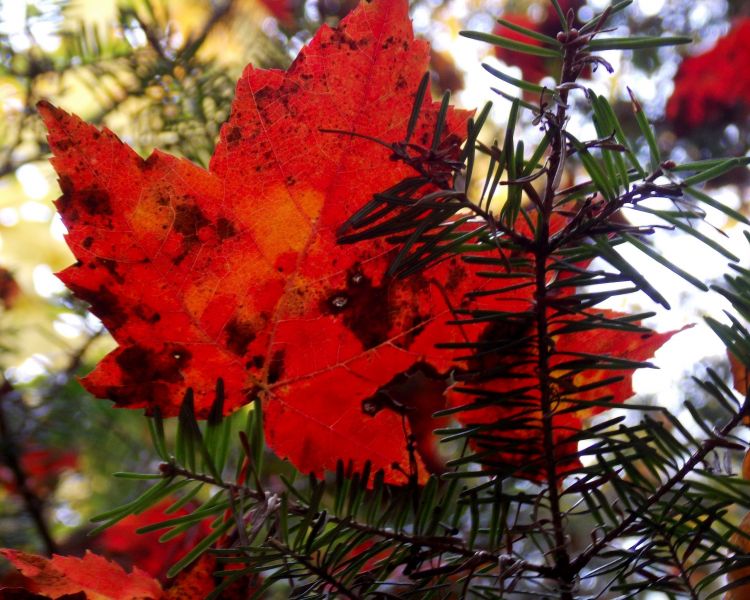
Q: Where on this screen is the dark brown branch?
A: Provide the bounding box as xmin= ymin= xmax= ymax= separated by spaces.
xmin=160 ymin=462 xmax=555 ymax=580
xmin=267 ymin=538 xmax=360 ymax=599
xmin=527 ymin=27 xmax=586 ymax=600
xmin=0 ymin=381 xmax=57 ymax=554
xmin=570 ymin=409 xmax=744 ymax=574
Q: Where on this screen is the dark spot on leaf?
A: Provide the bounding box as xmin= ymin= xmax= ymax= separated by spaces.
xmin=251 ymin=355 xmax=264 ymax=369
xmin=224 ymin=318 xmax=256 ymax=356
xmin=468 ymin=317 xmax=534 ymax=380
xmin=216 ymin=217 xmax=236 ymax=240
xmin=396 ymin=75 xmax=408 ymax=90
xmin=115 ymin=343 xmax=191 ymax=385
xmin=362 ymin=398 xmax=380 ymax=416
xmin=226 ymin=126 xmax=242 ymax=144
xmin=445 ymin=258 xmax=464 ymax=291
xmin=399 ymin=312 xmax=428 ymax=347
xmin=143 ymin=153 xmax=159 ymax=169
xmin=362 ymin=363 xmax=448 ymax=472
xmin=322 ymin=265 xmax=392 ymax=349
xmin=86 ymin=285 xmax=128 ymax=330
xmin=171 ymin=243 xmax=192 ymax=266
xmin=328 ymin=293 xmax=349 ymax=311
xmin=58 ymin=174 xmax=74 ymax=195
xmin=55 ymin=139 xmax=72 ymax=151
xmin=133 ymin=304 xmax=161 ymax=324
xmin=82 ymin=236 xmax=94 ymax=249
xmin=361 ymin=362 xmax=443 ymax=417
xmin=58 ymin=185 xmax=112 ymax=217
xmin=99 ymin=258 xmax=125 ymax=285
xmin=173 ymin=203 xmax=210 ymax=236
xmin=268 ymin=349 xmax=285 ymax=384
xmin=80 ymin=189 xmax=113 ymax=216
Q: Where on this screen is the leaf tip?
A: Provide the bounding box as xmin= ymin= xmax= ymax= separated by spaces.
xmin=626 ymin=86 xmax=642 ymax=112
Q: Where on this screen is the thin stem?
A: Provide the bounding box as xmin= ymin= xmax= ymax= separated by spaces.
xmin=662 ymin=533 xmax=700 ymax=600
xmin=529 ymin=31 xmax=583 ymax=600
xmin=267 ymin=538 xmax=360 ymax=599
xmin=161 ymin=462 xmax=555 ymax=579
xmin=0 ymin=382 xmax=57 ymax=554
xmin=571 ymin=409 xmax=744 ymax=573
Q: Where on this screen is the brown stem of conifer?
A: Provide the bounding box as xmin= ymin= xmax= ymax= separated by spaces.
xmin=570 ymin=409 xmax=744 ymax=574
xmin=0 ymin=381 xmax=58 ymax=554
xmin=162 ymin=462 xmax=556 ymax=580
xmin=533 ymin=31 xmax=582 ymax=600
xmin=267 ymin=538 xmax=361 ymax=599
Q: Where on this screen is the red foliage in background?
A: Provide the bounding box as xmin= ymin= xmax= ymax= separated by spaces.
xmin=0 ymin=448 xmax=77 ymax=499
xmin=667 ymin=18 xmax=750 ymax=134
xmin=93 ymin=499 xmax=211 ymax=580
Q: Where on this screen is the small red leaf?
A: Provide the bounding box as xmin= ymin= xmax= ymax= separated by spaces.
xmin=0 ymin=550 xmax=162 ymax=600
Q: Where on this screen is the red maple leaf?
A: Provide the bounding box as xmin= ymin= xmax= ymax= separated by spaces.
xmin=450 ymin=308 xmax=682 ymax=480
xmin=39 ymin=0 xmax=472 ymax=485
xmin=0 ymin=549 xmax=163 ymax=600
xmin=0 ymin=549 xmax=252 ymax=600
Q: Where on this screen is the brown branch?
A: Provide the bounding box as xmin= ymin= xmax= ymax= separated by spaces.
xmin=160 ymin=462 xmax=555 ymax=580
xmin=527 ymin=27 xmax=586 ymax=600
xmin=570 ymin=409 xmax=744 ymax=574
xmin=0 ymin=329 xmax=101 ymax=554
xmin=0 ymin=381 xmax=57 ymax=554
xmin=267 ymin=538 xmax=361 ymax=599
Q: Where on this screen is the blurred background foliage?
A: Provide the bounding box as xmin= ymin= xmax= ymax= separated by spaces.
xmin=2 ymin=0 xmax=750 ymax=588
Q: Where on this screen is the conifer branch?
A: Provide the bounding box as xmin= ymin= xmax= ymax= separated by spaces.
xmin=160 ymin=461 xmax=556 ymax=580
xmin=571 ymin=408 xmax=744 ymax=574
